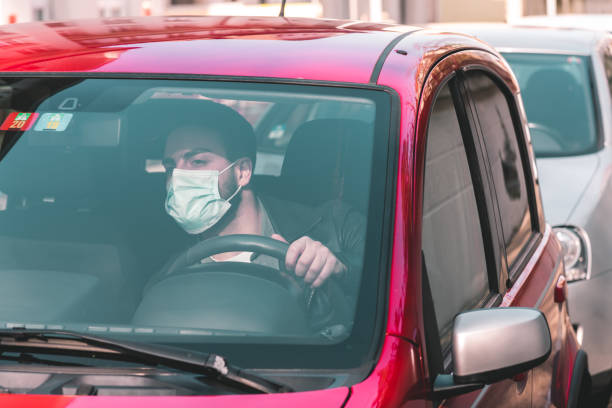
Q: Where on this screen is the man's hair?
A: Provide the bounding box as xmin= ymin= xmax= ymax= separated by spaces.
xmin=161 ymin=99 xmax=257 ymax=166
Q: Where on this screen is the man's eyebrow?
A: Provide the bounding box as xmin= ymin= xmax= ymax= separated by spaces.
xmin=183 ymin=148 xmax=213 ymax=160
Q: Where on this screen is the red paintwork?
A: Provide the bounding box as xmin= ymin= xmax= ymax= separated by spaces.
xmin=1 ymin=395 xmax=74 ymax=408
xmin=0 ymin=16 xmax=416 ymax=83
xmin=555 ymin=275 xmax=567 ymax=303
xmin=0 ymin=16 xmax=582 ymax=408
xmin=376 ymin=31 xmax=520 ymax=344
xmin=0 ymin=388 xmax=349 ymax=408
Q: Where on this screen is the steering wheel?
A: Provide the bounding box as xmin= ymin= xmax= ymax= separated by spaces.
xmin=144 ymin=234 xmax=345 ymax=330
xmin=150 ymin=234 xmax=289 ymax=282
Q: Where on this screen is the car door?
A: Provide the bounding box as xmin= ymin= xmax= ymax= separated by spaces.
xmin=420 ymin=72 xmax=533 ymax=407
xmin=463 ymin=69 xmax=572 ymax=407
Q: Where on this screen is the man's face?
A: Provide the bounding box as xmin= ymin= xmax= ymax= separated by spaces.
xmin=163 ymin=126 xmax=239 ymax=199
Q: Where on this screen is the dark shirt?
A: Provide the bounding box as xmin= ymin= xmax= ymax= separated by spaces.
xmin=259 ymin=195 xmax=366 ymax=293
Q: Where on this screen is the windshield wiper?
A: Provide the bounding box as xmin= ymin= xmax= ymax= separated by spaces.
xmin=0 ymin=329 xmax=290 ymax=394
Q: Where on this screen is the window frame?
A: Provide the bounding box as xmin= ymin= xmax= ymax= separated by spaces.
xmin=459 ymin=67 xmax=542 ymax=287
xmin=420 ymin=73 xmax=502 ymax=368
xmin=0 ymin=74 xmax=401 ymax=378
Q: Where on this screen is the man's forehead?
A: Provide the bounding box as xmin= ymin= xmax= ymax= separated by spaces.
xmin=164 ymin=126 xmax=226 ymax=157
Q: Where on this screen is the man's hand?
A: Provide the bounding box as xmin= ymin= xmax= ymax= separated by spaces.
xmin=272 ymin=234 xmax=347 ymax=288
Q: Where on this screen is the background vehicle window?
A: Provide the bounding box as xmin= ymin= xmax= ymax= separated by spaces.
xmin=466 ymin=71 xmax=532 ymax=269
xmin=502 ymin=53 xmax=598 ymax=157
xmin=422 ymin=83 xmax=490 ymax=351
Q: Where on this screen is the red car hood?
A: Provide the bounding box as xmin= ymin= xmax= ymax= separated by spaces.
xmin=0 ymin=387 xmax=349 ymax=408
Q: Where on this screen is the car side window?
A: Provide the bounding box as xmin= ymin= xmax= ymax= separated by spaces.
xmin=465 ymin=71 xmax=534 ymax=271
xmin=422 ymin=82 xmax=492 ymax=352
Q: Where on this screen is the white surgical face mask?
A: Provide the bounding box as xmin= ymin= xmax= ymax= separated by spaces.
xmin=165 ymin=161 xmax=241 ymax=234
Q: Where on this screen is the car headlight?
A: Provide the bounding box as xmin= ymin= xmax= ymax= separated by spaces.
xmin=553 ymin=225 xmax=591 ymax=282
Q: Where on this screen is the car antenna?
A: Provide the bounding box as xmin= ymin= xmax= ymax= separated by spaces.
xmin=279 ymin=0 xmax=287 ymax=17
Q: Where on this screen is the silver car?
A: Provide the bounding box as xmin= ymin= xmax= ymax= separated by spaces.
xmin=430 ymin=22 xmax=612 ymax=398
xmin=517 ymin=14 xmax=612 ymax=32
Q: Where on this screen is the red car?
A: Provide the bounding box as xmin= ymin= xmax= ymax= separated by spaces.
xmin=0 ymin=16 xmax=588 ymax=407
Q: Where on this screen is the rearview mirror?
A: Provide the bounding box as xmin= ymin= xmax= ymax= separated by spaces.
xmin=434 ymin=307 xmax=551 ymax=399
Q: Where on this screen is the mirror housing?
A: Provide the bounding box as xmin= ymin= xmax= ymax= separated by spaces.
xmin=433 ymin=308 xmax=551 ymax=399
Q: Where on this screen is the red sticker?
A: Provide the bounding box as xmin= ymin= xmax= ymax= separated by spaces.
xmin=0 ymin=112 xmax=39 ymax=131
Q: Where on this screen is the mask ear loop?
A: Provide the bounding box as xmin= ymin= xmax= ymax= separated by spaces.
xmin=226 ymin=184 xmax=242 ymax=202
xmin=219 ymin=159 xmax=239 ymax=175
xmin=220 ymin=160 xmax=243 ymax=202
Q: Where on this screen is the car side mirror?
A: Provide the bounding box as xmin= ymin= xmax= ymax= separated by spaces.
xmin=433 ymin=307 xmax=551 ymax=399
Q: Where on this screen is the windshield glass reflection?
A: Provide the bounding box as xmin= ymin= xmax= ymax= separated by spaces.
xmin=0 ymin=78 xmax=390 ymax=370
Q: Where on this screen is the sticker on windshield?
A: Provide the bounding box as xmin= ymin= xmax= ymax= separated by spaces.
xmin=0 ymin=112 xmax=39 ymax=131
xmin=34 ymin=112 xmax=73 ymax=132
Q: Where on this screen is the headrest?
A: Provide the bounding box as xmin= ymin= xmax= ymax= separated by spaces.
xmin=280 ymin=119 xmax=372 ymax=212
xmin=522 ymin=68 xmax=587 ymax=142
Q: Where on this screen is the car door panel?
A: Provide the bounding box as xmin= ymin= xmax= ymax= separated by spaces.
xmin=504 ymin=232 xmax=572 ymax=407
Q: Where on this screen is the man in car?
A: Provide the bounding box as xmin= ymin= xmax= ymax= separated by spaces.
xmin=160 ymin=100 xmax=364 ymax=290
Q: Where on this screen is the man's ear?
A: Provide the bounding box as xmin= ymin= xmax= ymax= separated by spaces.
xmin=235 ymin=157 xmax=253 ymax=187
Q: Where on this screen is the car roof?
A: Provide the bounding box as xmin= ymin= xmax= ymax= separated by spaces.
xmin=0 ymin=16 xmax=426 ymax=84
xmin=428 ymin=22 xmax=608 ymax=55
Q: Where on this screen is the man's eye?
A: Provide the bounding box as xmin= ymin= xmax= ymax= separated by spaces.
xmin=191 ymin=159 xmax=207 ymax=166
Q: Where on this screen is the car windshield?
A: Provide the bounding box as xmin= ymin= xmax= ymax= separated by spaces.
xmin=502 ymin=52 xmax=599 ymax=157
xmin=0 ymin=77 xmax=391 ymax=373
